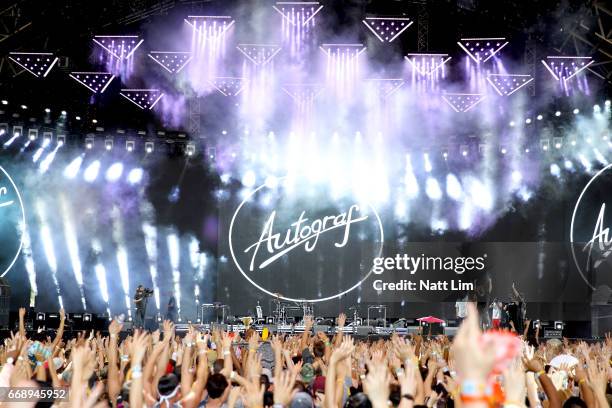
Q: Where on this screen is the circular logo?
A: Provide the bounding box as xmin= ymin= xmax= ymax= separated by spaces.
xmin=228 ymin=178 xmax=384 ymax=302
xmin=570 ymin=163 xmax=612 ymax=290
xmin=0 ymin=165 xmax=25 ymax=277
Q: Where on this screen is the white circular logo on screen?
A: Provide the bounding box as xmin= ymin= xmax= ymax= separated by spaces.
xmin=228 ymin=177 xmax=384 ymax=302
xmin=0 ymin=165 xmax=25 ymax=277
xmin=570 ymin=163 xmax=612 ymax=290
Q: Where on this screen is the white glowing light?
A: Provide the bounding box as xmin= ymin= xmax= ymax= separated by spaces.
xmin=564 ymin=160 xmax=573 ymax=170
xmin=142 ymin=220 xmax=160 ymax=310
xmin=167 ymin=232 xmax=182 ymax=316
xmin=425 ymin=177 xmax=442 ymax=200
xmin=573 ymin=108 xmax=580 ymax=115
xmin=61 ymin=197 xmax=86 ymax=309
xmin=36 ymin=201 xmax=63 ymax=309
xmin=446 ymin=174 xmax=463 ymax=200
xmin=467 ymin=178 xmax=493 ymax=211
xmin=127 ymin=168 xmax=143 ymax=184
xmin=423 ymin=153 xmax=433 ymax=173
xmin=83 ymin=160 xmax=100 ymax=182
xmin=242 ymin=170 xmax=256 ymax=188
xmin=404 ymin=154 xmax=419 ymax=198
xmin=105 ymin=162 xmax=124 ymax=182
xmin=555 ymin=111 xmax=561 ymax=117
xmin=550 ymin=163 xmax=561 ymax=177
xmin=64 ymin=156 xmax=83 ymax=179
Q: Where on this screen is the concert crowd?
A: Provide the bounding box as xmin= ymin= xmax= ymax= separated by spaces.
xmin=0 ymin=304 xmax=610 ymax=408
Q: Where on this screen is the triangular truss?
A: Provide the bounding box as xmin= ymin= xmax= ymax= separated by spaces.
xmin=457 ymin=38 xmax=508 ymax=63
xmin=405 ymin=53 xmax=452 ymax=76
xmin=8 ymin=52 xmax=59 ymax=78
xmin=119 ymin=89 xmax=164 ymax=110
xmin=365 ymin=78 xmax=405 ymax=97
xmin=319 ymin=43 xmax=366 ymax=60
xmin=541 ymin=56 xmax=594 ymax=82
xmin=273 ymin=1 xmax=323 ymax=26
xmin=362 ymin=17 xmax=413 ymax=43
xmin=148 ymin=51 xmax=192 ymax=74
xmin=282 ymin=83 xmax=324 ymax=104
xmin=236 ymin=44 xmax=281 ymax=66
xmin=93 ymin=36 xmax=143 ymax=59
xmin=441 ymin=93 xmax=485 ymax=112
xmin=184 ymin=15 xmax=235 ymax=37
xmin=209 ymin=77 xmax=247 ymax=96
xmin=69 ymin=72 xmax=115 ymax=93
xmin=486 ymin=74 xmax=534 ymax=96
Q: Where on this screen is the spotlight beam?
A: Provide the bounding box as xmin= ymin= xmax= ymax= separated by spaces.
xmin=273 ymin=2 xmax=323 ymax=26
xmin=93 ymin=35 xmax=144 ymax=59
xmin=405 ymin=53 xmax=452 ymax=76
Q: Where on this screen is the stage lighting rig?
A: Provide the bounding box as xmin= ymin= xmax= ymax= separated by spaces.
xmin=365 ymin=78 xmax=405 ymax=98
xmin=362 ymin=17 xmax=413 ymax=43
xmin=236 ymin=44 xmax=282 ymax=66
xmin=541 ymin=56 xmax=593 ymax=82
xmin=186 ymin=143 xmax=196 ymax=157
xmin=405 ymin=53 xmax=451 ymax=76
xmin=486 ymin=74 xmax=534 ymax=96
xmin=85 ymin=137 xmax=94 ymax=149
xmin=320 ymin=44 xmax=366 ymax=60
xmin=148 ymin=51 xmax=192 ymax=74
xmin=56 ymin=135 xmax=65 ymax=146
xmin=441 ymin=93 xmax=485 ymax=112
xmin=184 ymin=16 xmax=235 ymax=37
xmin=93 ymin=36 xmax=143 ymax=59
xmin=69 ymin=72 xmax=115 ymax=94
xmin=119 ymin=89 xmax=164 ymax=110
xmin=27 ymin=129 xmax=38 ymax=141
xmin=273 ymin=1 xmax=323 ymax=26
xmin=457 ymin=38 xmax=508 ymax=63
xmin=8 ymin=52 xmax=59 ymax=78
xmin=105 ymin=139 xmax=113 ymax=151
xmin=282 ymin=83 xmax=324 ymax=105
xmin=145 ymin=141 xmax=154 ymax=154
xmin=209 ymin=77 xmax=247 ymax=96
xmin=126 ymin=140 xmax=135 ymax=152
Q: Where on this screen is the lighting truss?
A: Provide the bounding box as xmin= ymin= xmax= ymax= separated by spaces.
xmin=362 ymin=17 xmax=413 ymax=43
xmin=457 ymin=38 xmax=508 ymax=63
xmin=282 ymin=83 xmax=324 ymax=104
xmin=209 ymin=77 xmax=247 ymax=96
xmin=184 ymin=16 xmax=235 ymax=37
xmin=486 ymin=74 xmax=534 ymax=96
xmin=319 ymin=44 xmax=366 ymax=60
xmin=441 ymin=93 xmax=485 ymax=112
xmin=273 ymin=1 xmax=323 ymax=26
xmin=236 ymin=44 xmax=282 ymax=66
xmin=148 ymin=51 xmax=192 ymax=74
xmin=119 ymin=89 xmax=164 ymax=110
xmin=405 ymin=53 xmax=452 ymax=76
xmin=365 ymin=78 xmax=405 ymax=97
xmin=8 ymin=52 xmax=59 ymax=78
xmin=69 ymin=72 xmax=115 ymax=93
xmin=541 ymin=56 xmax=594 ymax=82
xmin=93 ymin=36 xmax=144 ymax=59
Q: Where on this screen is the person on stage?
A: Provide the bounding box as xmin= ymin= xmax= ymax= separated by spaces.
xmin=134 ymin=285 xmax=150 ymax=329
xmin=166 ymin=296 xmax=177 ymax=323
xmin=489 ymin=299 xmax=502 ymax=329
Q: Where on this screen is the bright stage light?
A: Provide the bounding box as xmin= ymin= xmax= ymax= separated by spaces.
xmin=167 ymin=232 xmax=182 ymax=316
xmin=8 ymin=52 xmax=59 ymax=78
xmin=1 ymin=100 xmax=6 ymax=105
xmin=39 ymin=144 xmax=61 ymax=174
xmin=105 ymin=139 xmax=113 ymax=151
xmin=120 ymin=89 xmax=164 ymax=110
xmin=564 ymin=160 xmax=573 ymax=170
xmin=466 ymin=178 xmax=493 ymax=211
xmin=61 ymin=196 xmax=86 ymax=309
xmin=511 ymin=170 xmax=522 ymax=186
xmin=94 ymin=261 xmax=110 ymax=304
xmin=442 ymin=93 xmax=485 ymax=112
xmin=19 ymin=223 xmax=38 ymax=307
xmin=141 ymin=221 xmax=160 ymax=310
xmin=69 ymin=72 xmax=115 ymax=93
xmin=487 ymin=74 xmax=533 ymax=96
xmin=404 ymin=154 xmax=419 ymax=198
xmin=525 ymin=118 xmax=532 ymax=124
xmin=425 ymin=177 xmax=442 ymax=200
xmin=405 ymin=53 xmax=451 ymax=78
xmin=111 ymin=206 xmax=132 ymax=317
xmin=126 ymin=140 xmax=135 ymax=152
xmin=541 ymin=56 xmax=593 ymax=82
xmin=509 ymin=121 xmax=515 ymax=127
xmin=501 ymin=147 xmax=507 ymax=155
xmin=185 ymin=144 xmax=195 ymax=157
xmin=265 ymin=175 xmax=279 ymax=188
xmin=145 ymin=142 xmax=154 ymax=153
xmin=184 ymin=15 xmax=235 ymax=36
xmin=237 ymin=44 xmax=282 ymax=66
xmin=127 ymin=168 xmax=143 ymax=184
xmin=537 ymin=114 xmax=543 ymax=120
xmin=320 ymin=43 xmax=366 ymax=60
xmin=242 ymin=170 xmax=256 ymax=188
xmin=209 ymin=77 xmax=247 ymax=96
xmin=64 ymin=156 xmax=84 ymax=179
xmin=36 ymin=201 xmax=63 ymax=309
xmin=578 ymin=154 xmax=591 ymax=171
xmin=593 ymin=148 xmax=607 ymax=165
xmin=431 ymin=219 xmax=448 ymax=232
xmin=573 ymin=108 xmax=580 ymax=114
xmin=44 ymin=108 xmax=50 ymax=113
xmin=457 ymin=38 xmax=508 ymax=63
xmin=3 ymin=133 xmax=19 ymax=147
xmin=93 ymin=35 xmax=143 ymax=59
xmin=106 ymin=162 xmax=124 ymax=182
xmin=148 ymin=51 xmax=192 ymax=74
xmin=282 ymin=83 xmax=324 ymax=106
xmin=446 ymin=174 xmax=463 ymax=200
xmin=363 ymin=17 xmax=413 ymax=42
xmin=550 ymin=163 xmax=561 ymax=177
xmin=273 ymin=1 xmax=323 ymax=26
xmin=365 ymin=78 xmax=405 ymax=98
xmin=555 ymin=111 xmax=561 ymax=117
xmin=84 ymin=160 xmax=101 ymax=182
xmin=423 ymin=153 xmax=433 ymax=173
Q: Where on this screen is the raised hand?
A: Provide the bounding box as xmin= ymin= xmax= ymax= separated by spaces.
xmin=338 ymin=313 xmax=347 ymax=328
xmin=273 ymin=369 xmax=297 ymax=406
xmin=363 ymin=360 xmax=391 ymax=408
xmin=109 ymin=318 xmax=123 ymax=337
